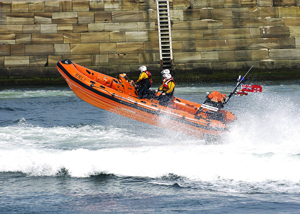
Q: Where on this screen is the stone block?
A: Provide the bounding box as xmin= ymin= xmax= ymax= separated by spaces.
xmin=100 ymin=43 xmax=117 ymax=54
xmin=45 ymin=1 xmax=60 ymax=12
xmin=0 ymin=3 xmax=11 ymax=13
xmin=62 ymin=55 xmax=92 ymax=66
xmin=11 ymin=44 xmax=25 ymax=55
xmin=52 ymin=12 xmax=78 ymax=24
xmin=30 ymin=56 xmax=47 ymax=67
xmin=172 ymin=0 xmax=192 ymax=9
xmin=170 ymin=10 xmax=184 ymax=21
xmin=144 ymin=42 xmax=159 ymax=52
xmin=6 ymin=13 xmax=34 ymax=25
xmin=257 ymin=0 xmax=273 ymax=6
xmin=226 ymin=62 xmax=247 ymax=70
xmin=235 ymin=50 xmax=269 ymax=61
xmin=148 ymin=31 xmax=158 ymax=42
xmin=104 ymin=3 xmax=121 ymax=11
xmin=278 ymin=37 xmax=296 ymax=49
xmin=172 ymin=41 xmax=183 ymax=51
xmin=63 ymin=33 xmax=81 ymax=43
xmin=125 ymin=32 xmax=148 ymax=42
xmin=48 ymin=55 xmax=63 ymax=66
xmin=41 ymin=24 xmax=58 ymax=34
xmin=219 ymin=28 xmax=251 ymax=39
xmin=207 ymin=20 xmax=223 ymax=29
xmin=139 ymin=53 xmax=158 ymax=64
xmin=108 ymin=53 xmax=139 ymax=65
xmin=16 ymin=34 xmax=31 ymax=44
xmin=270 ymin=49 xmax=300 ymax=60
xmin=34 ymin=13 xmax=52 ymax=24
xmin=0 ymin=13 xmax=5 ymax=25
xmin=296 ymin=37 xmax=300 ymax=48
xmin=25 ymin=44 xmax=54 ymax=55
xmin=73 ymin=1 xmax=89 ymax=12
xmin=73 ymin=24 xmax=88 ymax=33
xmin=5 ymin=56 xmax=29 ymax=67
xmin=81 ymin=32 xmax=110 ymax=43
xmin=241 ymin=0 xmax=256 ymax=7
xmin=279 ymin=7 xmax=300 ymax=18
xmin=257 ymin=7 xmax=279 ymax=18
xmin=70 ymin=43 xmax=100 ymax=55
xmin=172 ymin=30 xmax=203 ymax=41
xmin=93 ymin=54 xmax=109 ymax=65
xmin=95 ymin=11 xmax=112 ymax=22
xmin=203 ymin=29 xmax=219 ymax=40
xmin=200 ymin=8 xmax=213 ymax=19
xmin=119 ymin=22 xmax=154 ymax=31
xmin=54 ymin=44 xmax=70 ymax=55
xmin=182 ymin=41 xmax=196 ymax=52
xmin=172 ymin=20 xmax=207 ymax=30
xmin=23 ymin=25 xmax=41 ymax=34
xmin=173 ymin=52 xmax=201 ymax=63
xmin=196 ymin=39 xmax=229 ymax=51
xmin=90 ymin=1 xmax=104 ymax=11
xmin=260 ymin=26 xmax=290 ymax=38
xmin=201 ymin=51 xmax=219 ymax=62
xmin=218 ymin=51 xmax=235 ymax=61
xmin=32 ymin=34 xmax=63 ymax=45
xmin=183 ymin=9 xmax=200 ymax=21
xmin=117 ymin=42 xmax=144 ymax=54
xmin=0 ymin=45 xmax=10 ymax=56
xmin=232 ymin=8 xmax=250 ymax=19
xmin=290 ymin=26 xmax=300 ymax=37
xmin=239 ymin=19 xmax=265 ymax=28
xmin=0 ymin=56 xmax=5 ymax=67
xmin=60 ymin=1 xmax=72 ymax=12
xmin=274 ymin=0 xmax=297 ymax=6
xmin=88 ymin=23 xmax=105 ymax=32
xmin=0 ymin=34 xmax=15 ymax=45
xmin=12 ymin=2 xmax=28 ymax=13
xmin=211 ymin=8 xmax=233 ymax=20
xmin=0 ymin=25 xmax=22 ymax=34
xmin=112 ymin=11 xmax=144 ymax=22
xmin=284 ymin=18 xmax=300 ymax=26
xmin=29 ymin=2 xmax=44 ymax=13
xmin=78 ymin=12 xmax=95 ymax=24
xmin=58 ymin=24 xmax=73 ymax=32
xmin=110 ymin=32 xmax=126 ymax=42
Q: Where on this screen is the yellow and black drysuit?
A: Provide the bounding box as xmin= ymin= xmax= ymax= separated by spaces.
xmin=157 ymin=77 xmax=175 ymax=105
xmin=136 ymin=70 xmax=152 ymax=99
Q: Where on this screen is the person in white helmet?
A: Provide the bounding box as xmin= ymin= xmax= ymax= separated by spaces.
xmin=136 ymin=65 xmax=152 ymax=99
xmin=155 ymin=72 xmax=175 ymax=106
xmin=161 ymin=69 xmax=170 ymax=75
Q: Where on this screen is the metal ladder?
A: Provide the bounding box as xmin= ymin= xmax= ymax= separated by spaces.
xmin=156 ymin=0 xmax=173 ymax=72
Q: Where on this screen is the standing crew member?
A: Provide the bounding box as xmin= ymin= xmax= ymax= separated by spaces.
xmin=156 ymin=73 xmax=175 ymax=106
xmin=136 ymin=65 xmax=152 ymax=99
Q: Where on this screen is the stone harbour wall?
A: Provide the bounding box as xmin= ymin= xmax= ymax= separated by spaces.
xmin=0 ymin=0 xmax=300 ymax=84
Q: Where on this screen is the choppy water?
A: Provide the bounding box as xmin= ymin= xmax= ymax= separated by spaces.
xmin=1 ymin=81 xmax=300 ymax=213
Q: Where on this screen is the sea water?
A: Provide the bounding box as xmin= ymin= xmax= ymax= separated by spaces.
xmin=1 ymin=81 xmax=300 ymax=213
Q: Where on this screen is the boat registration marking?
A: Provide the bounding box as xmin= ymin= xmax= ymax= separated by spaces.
xmin=75 ymin=73 xmax=86 ymax=82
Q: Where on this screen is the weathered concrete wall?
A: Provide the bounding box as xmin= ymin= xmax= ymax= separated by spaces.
xmin=0 ymin=0 xmax=300 ymax=84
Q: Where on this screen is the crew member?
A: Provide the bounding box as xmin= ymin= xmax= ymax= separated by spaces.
xmin=136 ymin=65 xmax=152 ymax=99
xmin=156 ymin=73 xmax=175 ymax=106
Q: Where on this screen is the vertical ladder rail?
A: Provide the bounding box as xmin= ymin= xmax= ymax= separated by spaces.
xmin=156 ymin=0 xmax=173 ymax=72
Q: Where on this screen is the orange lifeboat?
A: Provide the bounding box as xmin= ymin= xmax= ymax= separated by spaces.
xmin=56 ymin=59 xmax=236 ymax=140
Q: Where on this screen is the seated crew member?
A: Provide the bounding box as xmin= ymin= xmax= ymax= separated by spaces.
xmin=155 ymin=73 xmax=175 ymax=106
xmin=136 ymin=65 xmax=152 ymax=99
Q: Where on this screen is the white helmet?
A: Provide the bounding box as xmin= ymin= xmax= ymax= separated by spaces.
xmin=163 ymin=73 xmax=172 ymax=79
xmin=138 ymin=65 xmax=147 ymax=73
xmin=161 ymin=69 xmax=170 ymax=75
